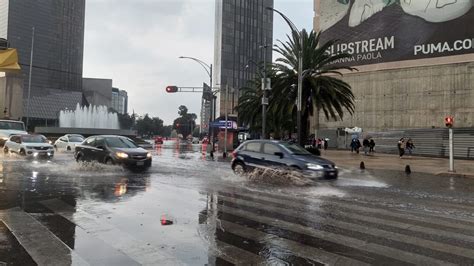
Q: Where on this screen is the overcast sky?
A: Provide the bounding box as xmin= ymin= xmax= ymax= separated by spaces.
xmin=83 ymin=0 xmax=313 ymax=125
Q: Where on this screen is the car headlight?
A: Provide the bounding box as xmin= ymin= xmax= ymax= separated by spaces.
xmin=306 ymin=163 xmax=324 ymax=170
xmin=116 ymin=152 xmax=129 ymax=159
xmin=146 ymin=152 xmax=152 ymax=158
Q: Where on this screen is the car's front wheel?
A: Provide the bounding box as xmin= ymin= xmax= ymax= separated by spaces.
xmin=19 ymin=149 xmax=26 ymax=156
xmin=75 ymin=153 xmax=83 ymax=162
xmin=233 ymin=162 xmax=246 ymax=175
xmin=105 ymin=157 xmax=115 ymax=165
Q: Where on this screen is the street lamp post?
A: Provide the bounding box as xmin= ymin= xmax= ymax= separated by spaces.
xmin=261 ymin=44 xmax=269 ymax=139
xmin=266 ymin=7 xmax=304 ymax=145
xmin=26 ymin=27 xmax=35 ymax=131
xmin=178 ymin=56 xmax=215 ymax=147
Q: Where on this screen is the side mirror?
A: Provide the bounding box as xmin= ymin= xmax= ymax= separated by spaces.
xmin=274 ymin=152 xmax=284 ymax=159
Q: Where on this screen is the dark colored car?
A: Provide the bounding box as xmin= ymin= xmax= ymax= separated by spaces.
xmin=74 ymin=135 xmax=152 ymax=169
xmin=231 ymin=140 xmax=338 ymax=180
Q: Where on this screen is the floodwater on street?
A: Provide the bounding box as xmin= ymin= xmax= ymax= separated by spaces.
xmin=0 ymin=140 xmax=474 ymax=265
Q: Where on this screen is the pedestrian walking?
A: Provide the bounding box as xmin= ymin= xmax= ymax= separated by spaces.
xmin=317 ymin=138 xmax=322 ymax=149
xmin=406 ymin=138 xmax=415 ymax=156
xmin=351 ymin=138 xmax=361 ymax=154
xmin=324 ymin=138 xmax=329 ymax=150
xmin=397 ymin=138 xmax=406 ymax=158
xmin=369 ymin=139 xmax=375 ymax=153
xmin=362 ymin=138 xmax=370 ymax=155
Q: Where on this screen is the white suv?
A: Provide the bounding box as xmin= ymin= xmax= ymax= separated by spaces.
xmin=3 ymin=134 xmax=54 ymax=159
xmin=0 ymin=120 xmax=27 ymax=147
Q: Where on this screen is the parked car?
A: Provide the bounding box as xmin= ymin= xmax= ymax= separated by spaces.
xmin=231 ymin=140 xmax=338 ymax=180
xmin=54 ymin=134 xmax=85 ymax=152
xmin=154 ymin=136 xmax=163 ymax=144
xmin=74 ymin=135 xmax=152 ymax=169
xmin=3 ymin=134 xmax=54 ymax=159
xmin=0 ymin=119 xmax=27 ymax=147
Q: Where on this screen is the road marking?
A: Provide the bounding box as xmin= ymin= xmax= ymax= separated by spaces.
xmin=217 ymin=194 xmax=474 ymax=263
xmin=217 ymin=202 xmax=456 ymax=265
xmin=0 ymin=208 xmax=89 ymax=266
xmin=219 ymin=219 xmax=369 ymax=266
xmin=41 ymin=199 xmax=184 ymax=266
xmin=216 ymin=188 xmax=474 ymax=244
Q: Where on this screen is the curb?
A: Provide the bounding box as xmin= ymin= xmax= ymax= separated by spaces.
xmin=435 ymin=172 xmax=474 ymax=179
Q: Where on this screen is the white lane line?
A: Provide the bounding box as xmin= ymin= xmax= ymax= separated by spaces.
xmin=217 ymin=188 xmax=474 ymax=243
xmin=219 ymin=219 xmax=369 ymax=266
xmin=213 ymin=240 xmax=266 ymax=265
xmin=0 ymin=208 xmax=89 ymax=266
xmin=217 ymin=187 xmax=474 ymax=233
xmin=217 ymin=204 xmax=455 ymax=266
xmin=41 ymin=199 xmax=184 ymax=266
xmin=218 ymin=194 xmax=474 ymax=261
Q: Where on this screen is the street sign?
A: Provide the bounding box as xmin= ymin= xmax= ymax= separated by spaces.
xmin=210 ymin=121 xmax=236 ymax=129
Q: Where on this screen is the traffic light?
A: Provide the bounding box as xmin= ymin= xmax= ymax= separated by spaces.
xmin=166 ymin=86 xmax=178 ymax=93
xmin=445 ymin=116 xmax=454 ymax=128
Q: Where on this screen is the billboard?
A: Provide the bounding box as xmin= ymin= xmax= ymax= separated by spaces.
xmin=316 ymin=0 xmax=474 ymax=70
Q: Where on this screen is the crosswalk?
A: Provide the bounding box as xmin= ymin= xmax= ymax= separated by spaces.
xmin=1 ymin=184 xmax=474 ymax=265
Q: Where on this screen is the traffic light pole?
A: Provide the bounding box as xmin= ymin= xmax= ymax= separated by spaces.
xmin=449 ymin=128 xmax=454 ymax=172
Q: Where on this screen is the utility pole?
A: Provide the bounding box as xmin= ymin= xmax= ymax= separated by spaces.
xmin=224 ymin=85 xmax=229 ymax=158
xmin=261 ymin=44 xmax=269 ymax=139
xmin=26 ymin=27 xmax=35 ymax=131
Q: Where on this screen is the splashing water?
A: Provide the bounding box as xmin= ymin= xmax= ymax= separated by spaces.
xmin=59 ymin=103 xmax=119 ymax=129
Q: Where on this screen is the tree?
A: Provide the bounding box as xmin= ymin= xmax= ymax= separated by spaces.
xmin=136 ymin=114 xmax=166 ymax=137
xmin=117 ymin=113 xmax=135 ymax=130
xmin=173 ymin=105 xmax=197 ymax=138
xmin=271 ymin=29 xmax=356 ymax=142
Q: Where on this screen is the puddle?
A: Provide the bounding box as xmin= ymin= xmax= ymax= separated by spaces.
xmin=245 ymin=168 xmax=315 ymax=186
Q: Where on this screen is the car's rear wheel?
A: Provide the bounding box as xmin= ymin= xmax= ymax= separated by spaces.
xmin=67 ymin=146 xmax=71 ymax=151
xmin=19 ymin=149 xmax=26 ymax=156
xmin=233 ymin=162 xmax=246 ymax=175
xmin=3 ymin=147 xmax=8 ymax=154
xmin=54 ymin=145 xmax=58 ymax=151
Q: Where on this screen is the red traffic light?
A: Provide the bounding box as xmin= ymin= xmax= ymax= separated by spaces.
xmin=166 ymin=86 xmax=178 ymax=93
xmin=445 ymin=116 xmax=454 ymax=128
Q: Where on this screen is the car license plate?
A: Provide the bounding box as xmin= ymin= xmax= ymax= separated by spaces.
xmin=136 ymin=161 xmax=144 ymax=166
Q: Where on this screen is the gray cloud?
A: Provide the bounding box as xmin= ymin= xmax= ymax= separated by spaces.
xmin=83 ymin=0 xmax=313 ymax=125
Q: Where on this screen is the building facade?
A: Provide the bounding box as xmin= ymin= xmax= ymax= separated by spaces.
xmin=111 ymin=87 xmax=128 ymax=115
xmin=213 ymin=0 xmax=274 ymax=117
xmin=313 ymin=0 xmax=474 ymax=157
xmin=0 ymin=0 xmax=85 ymax=128
xmin=83 ymin=78 xmax=113 ymax=109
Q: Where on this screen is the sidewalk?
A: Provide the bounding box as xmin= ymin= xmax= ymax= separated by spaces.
xmin=320 ymin=149 xmax=474 ymax=178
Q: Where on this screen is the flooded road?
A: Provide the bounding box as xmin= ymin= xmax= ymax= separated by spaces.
xmin=1 ymin=140 xmax=474 ymax=265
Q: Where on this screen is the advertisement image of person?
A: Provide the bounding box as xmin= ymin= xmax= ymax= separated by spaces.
xmin=321 ymin=0 xmax=474 ymax=30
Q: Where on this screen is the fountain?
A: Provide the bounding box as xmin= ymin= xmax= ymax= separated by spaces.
xmin=35 ymin=104 xmax=136 ymax=137
xmin=59 ymin=104 xmax=119 ymax=129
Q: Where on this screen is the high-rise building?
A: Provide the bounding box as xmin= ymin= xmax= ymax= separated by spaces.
xmin=0 ymin=0 xmax=85 ymax=128
xmin=213 ymin=0 xmax=274 ymax=117
xmin=112 ymin=87 xmax=128 ymax=115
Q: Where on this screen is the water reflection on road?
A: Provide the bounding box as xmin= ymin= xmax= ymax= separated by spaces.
xmin=0 ymin=140 xmax=473 ymax=265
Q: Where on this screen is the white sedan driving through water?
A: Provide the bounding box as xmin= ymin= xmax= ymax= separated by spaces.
xmin=54 ymin=134 xmax=85 ymax=152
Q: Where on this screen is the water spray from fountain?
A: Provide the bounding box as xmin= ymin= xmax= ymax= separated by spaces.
xmin=59 ymin=103 xmax=119 ymax=129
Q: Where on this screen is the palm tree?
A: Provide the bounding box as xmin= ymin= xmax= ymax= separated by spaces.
xmin=272 ymin=29 xmax=356 ymax=143
xmin=235 ymin=67 xmax=295 ymax=138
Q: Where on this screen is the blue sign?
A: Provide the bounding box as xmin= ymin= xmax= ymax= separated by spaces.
xmin=210 ymin=121 xmax=235 ymax=129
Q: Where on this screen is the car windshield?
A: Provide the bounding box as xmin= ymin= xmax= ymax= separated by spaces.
xmin=69 ymin=136 xmax=84 ymax=142
xmin=21 ymin=135 xmax=48 ymax=143
xmin=105 ymin=137 xmax=138 ymax=148
xmin=279 ymin=142 xmax=311 ymax=155
xmin=0 ymin=121 xmax=25 ymax=131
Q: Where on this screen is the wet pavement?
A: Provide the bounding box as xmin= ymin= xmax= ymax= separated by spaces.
xmin=0 ymin=140 xmax=474 ymax=265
